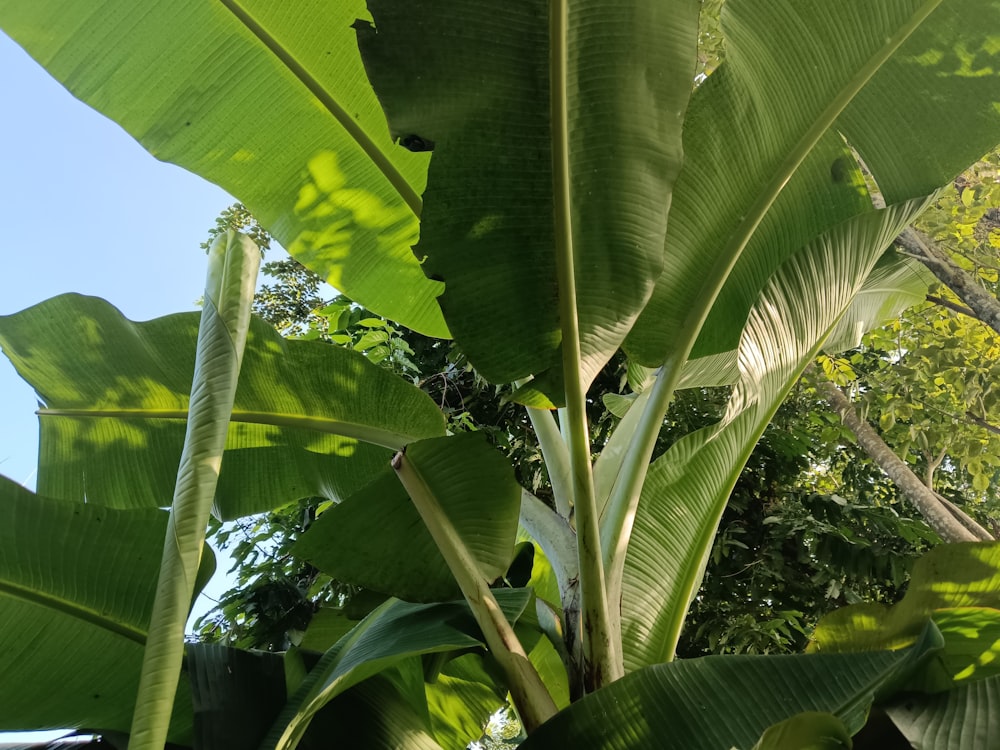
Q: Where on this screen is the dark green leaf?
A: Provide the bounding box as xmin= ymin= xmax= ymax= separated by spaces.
xmin=357 ymin=0 xmax=698 ymax=397
xmin=0 ymin=477 xmax=209 ymax=742
xmin=295 ymin=433 xmax=521 ymax=602
xmin=520 ymin=627 xmax=939 ymax=750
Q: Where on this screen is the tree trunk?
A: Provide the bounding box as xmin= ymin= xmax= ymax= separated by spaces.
xmin=897 ymin=228 xmax=1000 ymax=336
xmin=813 ymin=371 xmax=989 ymax=543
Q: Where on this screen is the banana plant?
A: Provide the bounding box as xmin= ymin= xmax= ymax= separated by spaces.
xmin=2 ymin=0 xmax=1000 ymax=747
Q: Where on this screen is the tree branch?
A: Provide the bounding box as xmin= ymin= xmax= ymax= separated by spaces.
xmin=925 ymin=293 xmax=977 ymax=319
xmin=965 ymin=410 xmax=1000 ymax=437
xmin=897 ymin=228 xmax=1000 ymax=335
xmin=932 ymin=490 xmax=994 ymax=541
xmin=813 ymin=368 xmax=982 ymax=543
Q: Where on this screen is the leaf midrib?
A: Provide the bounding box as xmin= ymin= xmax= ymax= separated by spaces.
xmin=0 ymin=579 xmax=147 ymax=646
xmin=37 ymin=407 xmax=423 ymax=451
xmin=218 ymin=0 xmax=423 ymax=216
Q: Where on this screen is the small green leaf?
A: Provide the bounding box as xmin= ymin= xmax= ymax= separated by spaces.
xmin=751 ymin=711 xmax=852 ymax=750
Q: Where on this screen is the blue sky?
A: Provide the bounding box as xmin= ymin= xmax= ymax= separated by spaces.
xmin=0 ymin=31 xmax=240 ymax=744
xmin=0 ymin=32 xmax=237 ymax=485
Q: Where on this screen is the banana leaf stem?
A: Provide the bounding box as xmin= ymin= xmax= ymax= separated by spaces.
xmin=600 ymin=351 xmax=684 ymax=594
xmin=392 ymin=450 xmax=558 ymax=733
xmin=549 ymin=0 xmax=621 ymax=689
xmin=526 ymin=407 xmax=573 ymax=519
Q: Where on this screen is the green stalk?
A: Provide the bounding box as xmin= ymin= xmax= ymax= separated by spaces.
xmin=128 ymin=231 xmax=260 ymax=750
xmin=526 ymin=407 xmax=573 ymax=519
xmin=549 ymin=0 xmax=620 ymax=688
xmin=599 ymin=351 xmax=686 ymax=632
xmin=593 ymin=388 xmax=652 ymax=521
xmin=392 ymin=451 xmax=558 ymax=733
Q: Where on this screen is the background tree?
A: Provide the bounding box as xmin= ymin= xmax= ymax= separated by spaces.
xmin=813 ymin=152 xmax=1000 ymax=537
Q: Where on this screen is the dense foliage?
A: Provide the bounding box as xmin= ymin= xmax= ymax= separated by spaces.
xmin=2 ymin=2 xmax=1000 ymax=749
xmin=194 ymin=224 xmax=946 ymax=661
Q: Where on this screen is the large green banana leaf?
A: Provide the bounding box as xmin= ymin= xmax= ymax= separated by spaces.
xmin=624 ymin=0 xmax=1000 ymax=367
xmin=423 ymin=654 xmax=508 ymax=750
xmin=294 ymin=433 xmax=522 ymax=602
xmin=291 ymin=665 xmax=446 ymax=750
xmin=355 ymin=0 xmax=698 ymax=397
xmin=823 ymin=251 xmax=937 ymax=354
xmin=619 ymin=196 xmax=935 ymax=671
xmin=296 ymin=614 xmax=534 ymax=749
xmin=806 ymin=543 xmax=1000 ymax=742
xmin=0 ymin=476 xmax=212 ymax=742
xmin=0 ymin=0 xmax=700 ymax=398
xmin=612 ymin=248 xmax=935 ymax=402
xmin=0 ymin=0 xmax=444 ymax=338
xmin=518 ymin=623 xmax=942 ymax=750
xmin=0 ymin=294 xmax=445 ymax=519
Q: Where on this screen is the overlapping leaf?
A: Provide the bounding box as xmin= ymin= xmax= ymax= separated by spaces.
xmin=809 ymin=542 xmax=1000 ymax=686
xmin=261 ymin=590 xmax=531 ymax=749
xmin=885 ymin=674 xmax=1000 ymax=749
xmin=619 ymin=197 xmax=934 ymax=670
xmin=0 ymin=0 xmax=446 ymax=336
xmin=0 ymin=294 xmax=445 ymax=519
xmin=625 ymin=0 xmax=1000 ymax=367
xmin=518 ymin=625 xmax=940 ymax=749
xmin=0 ymin=476 xmax=211 ymax=742
xmin=750 ymin=712 xmax=851 ymax=750
xmin=188 ymin=644 xmax=289 ymax=750
xmin=424 ymin=655 xmax=507 ymax=750
xmin=295 ymin=666 xmax=445 ymax=750
xmin=188 ymin=646 xmax=446 ymax=750
xmin=823 ymin=251 xmax=937 ymax=353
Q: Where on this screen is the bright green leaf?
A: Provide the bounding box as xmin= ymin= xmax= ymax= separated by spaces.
xmin=0 ymin=294 xmax=446 ymax=519
xmin=621 ymin=198 xmax=933 ymax=670
xmin=626 ymin=0 xmax=1000 ymax=366
xmin=751 ymin=712 xmax=852 ymax=750
xmin=0 ymin=0 xmax=447 ymax=337
xmin=809 ymin=542 xmax=1000 ymax=686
